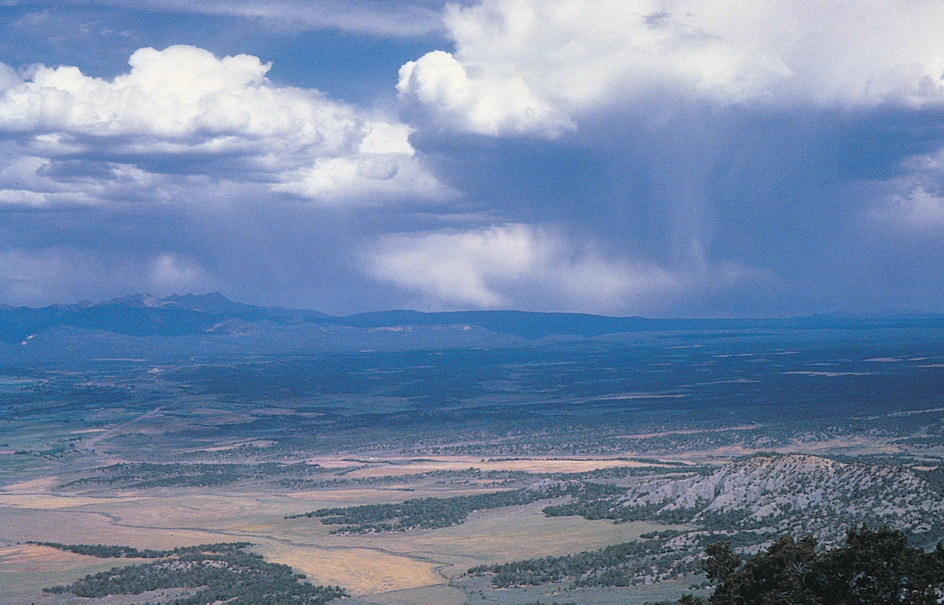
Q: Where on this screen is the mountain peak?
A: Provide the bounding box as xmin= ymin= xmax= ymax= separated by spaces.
xmin=161 ymin=292 xmax=235 ymax=312
xmin=99 ymin=292 xmax=238 ymax=312
xmin=104 ymin=293 xmax=166 ymax=308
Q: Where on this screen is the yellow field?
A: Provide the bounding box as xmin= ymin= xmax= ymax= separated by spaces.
xmin=255 ymin=543 xmax=442 ymax=595
xmin=0 ymin=543 xmax=147 ymax=597
xmin=0 ymin=457 xmax=690 ymax=603
xmin=344 ymin=501 xmax=690 ymax=576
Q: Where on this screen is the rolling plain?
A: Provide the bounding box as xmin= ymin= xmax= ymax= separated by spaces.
xmin=1 ymin=295 xmax=943 ymax=604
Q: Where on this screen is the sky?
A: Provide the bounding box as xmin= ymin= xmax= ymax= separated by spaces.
xmin=1 ymin=0 xmax=944 ymax=317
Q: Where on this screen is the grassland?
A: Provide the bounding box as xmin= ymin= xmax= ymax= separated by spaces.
xmin=1 ymin=324 xmax=944 ymax=604
xmin=0 ymin=457 xmax=699 ymax=603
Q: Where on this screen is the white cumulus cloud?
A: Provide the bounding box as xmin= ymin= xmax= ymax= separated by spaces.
xmin=361 ymin=223 xmax=757 ymax=313
xmin=148 ymin=253 xmax=208 ymax=291
xmin=0 ymin=45 xmax=449 ymax=205
xmin=867 ymin=149 xmax=944 ymax=231
xmin=397 ymin=50 xmax=575 ymax=137
xmin=398 ymin=0 xmax=944 ymax=136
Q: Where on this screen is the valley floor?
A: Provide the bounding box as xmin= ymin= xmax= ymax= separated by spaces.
xmin=2 ymin=325 xmax=944 ymax=604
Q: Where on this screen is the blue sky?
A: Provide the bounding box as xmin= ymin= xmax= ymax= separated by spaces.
xmin=1 ymin=0 xmax=944 ymax=317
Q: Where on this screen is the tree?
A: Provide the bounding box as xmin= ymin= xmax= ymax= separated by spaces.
xmin=690 ymin=527 xmax=944 ymax=605
xmin=702 ymin=541 xmax=740 ymax=584
xmin=708 ymin=535 xmax=820 ymax=605
xmin=817 ymin=525 xmax=944 ymax=605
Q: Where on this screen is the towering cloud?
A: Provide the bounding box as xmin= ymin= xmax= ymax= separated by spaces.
xmin=398 ymin=0 xmax=944 ymax=137
xmin=1 ymin=1 xmax=943 ymax=314
xmin=384 ymin=0 xmax=944 ymax=315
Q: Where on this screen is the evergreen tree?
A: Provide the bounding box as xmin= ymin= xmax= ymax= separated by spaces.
xmin=817 ymin=525 xmax=944 ymax=605
xmin=708 ymin=535 xmax=819 ymax=605
xmin=693 ymin=526 xmax=944 ymax=605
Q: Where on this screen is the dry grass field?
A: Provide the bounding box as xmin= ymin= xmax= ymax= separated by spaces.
xmin=3 ymin=327 xmax=942 ymax=605
xmin=2 ymin=449 xmax=941 ymax=603
xmin=337 ymin=502 xmax=689 ymax=574
xmin=0 ymin=454 xmax=695 ymax=603
xmin=0 ymin=543 xmax=148 ymax=598
xmin=7 ymin=421 xmax=938 ymax=605
xmin=255 ymin=543 xmax=442 ymax=595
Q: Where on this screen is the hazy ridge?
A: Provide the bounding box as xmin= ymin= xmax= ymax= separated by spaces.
xmin=3 ymin=292 xmax=944 ymax=351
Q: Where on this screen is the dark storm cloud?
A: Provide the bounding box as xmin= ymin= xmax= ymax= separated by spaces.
xmin=381 ymin=0 xmax=944 ymax=315
xmin=398 ymin=100 xmax=944 ymax=315
xmin=1 ymin=0 xmax=944 ymax=316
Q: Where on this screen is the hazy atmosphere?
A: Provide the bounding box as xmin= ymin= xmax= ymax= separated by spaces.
xmin=2 ymin=0 xmax=944 ymax=316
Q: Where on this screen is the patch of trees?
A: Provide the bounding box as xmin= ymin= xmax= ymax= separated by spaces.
xmin=541 ymin=480 xmax=677 ymax=523
xmin=543 ymin=490 xmax=772 ymax=529
xmin=29 ymin=541 xmax=173 ymax=558
xmin=291 ymin=480 xmax=693 ymax=533
xmin=466 ymin=539 xmax=689 ymax=588
xmin=43 ymin=542 xmax=346 ymax=605
xmin=65 ymin=461 xmax=331 ymax=489
xmin=290 ymin=488 xmax=568 ymax=533
xmin=681 ymin=526 xmax=944 ymax=605
xmin=916 ymin=464 xmax=944 ymax=495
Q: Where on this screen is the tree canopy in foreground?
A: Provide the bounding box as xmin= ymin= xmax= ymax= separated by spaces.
xmin=684 ymin=526 xmax=944 ymax=605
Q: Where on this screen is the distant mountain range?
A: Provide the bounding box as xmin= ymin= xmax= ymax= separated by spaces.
xmin=0 ymin=292 xmax=325 ymax=345
xmin=2 ymin=293 xmax=944 ymax=356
